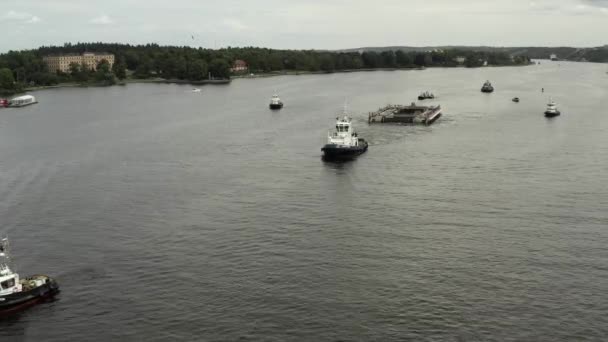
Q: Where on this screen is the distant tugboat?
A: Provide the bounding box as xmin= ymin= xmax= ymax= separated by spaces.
xmin=418 ymin=91 xmax=435 ymax=100
xmin=0 ymin=238 xmax=59 ymax=316
xmin=321 ymin=110 xmax=368 ymax=161
xmin=481 ymin=81 xmax=494 ymax=93
xmin=544 ymin=98 xmax=560 ymax=117
xmin=512 ymin=97 xmax=520 ymax=103
xmin=269 ymin=94 xmax=283 ymax=109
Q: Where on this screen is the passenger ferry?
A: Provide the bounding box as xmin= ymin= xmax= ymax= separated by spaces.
xmin=8 ymin=95 xmax=37 ymax=107
xmin=0 ymin=238 xmax=60 ymax=316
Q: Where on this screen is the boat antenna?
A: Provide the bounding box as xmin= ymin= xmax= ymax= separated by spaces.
xmin=343 ymin=99 xmax=348 ymax=115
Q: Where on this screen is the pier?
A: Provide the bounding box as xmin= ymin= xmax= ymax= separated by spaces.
xmin=368 ymin=102 xmax=442 ymax=125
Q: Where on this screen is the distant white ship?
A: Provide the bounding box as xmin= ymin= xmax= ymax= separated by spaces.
xmin=8 ymin=95 xmax=37 ymax=107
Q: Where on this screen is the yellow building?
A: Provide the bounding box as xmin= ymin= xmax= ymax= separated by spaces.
xmin=43 ymin=53 xmax=115 ymax=73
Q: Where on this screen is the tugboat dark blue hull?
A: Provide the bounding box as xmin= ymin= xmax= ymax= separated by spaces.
xmin=321 ymin=140 xmax=368 ymax=161
xmin=269 ymin=103 xmax=283 ymax=110
xmin=545 ymin=111 xmax=560 ymax=117
xmin=0 ymin=276 xmax=59 ymax=316
xmin=481 ymin=87 xmax=494 ymax=93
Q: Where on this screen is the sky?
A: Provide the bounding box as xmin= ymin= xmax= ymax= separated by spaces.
xmin=0 ymin=0 xmax=607 ymax=52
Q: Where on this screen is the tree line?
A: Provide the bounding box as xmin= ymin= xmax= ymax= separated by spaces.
xmin=0 ymin=42 xmax=532 ymax=93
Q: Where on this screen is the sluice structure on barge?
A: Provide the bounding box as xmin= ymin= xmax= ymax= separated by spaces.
xmin=368 ymin=102 xmax=442 ymax=125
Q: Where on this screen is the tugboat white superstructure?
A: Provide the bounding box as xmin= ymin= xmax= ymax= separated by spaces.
xmin=269 ymin=94 xmax=283 ymax=109
xmin=0 ymin=238 xmax=59 ymax=316
xmin=544 ymin=98 xmax=560 ymax=117
xmin=321 ymin=111 xmax=368 ymax=160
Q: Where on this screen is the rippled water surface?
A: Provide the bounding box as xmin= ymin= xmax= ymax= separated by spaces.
xmin=1 ymin=62 xmax=607 ymax=341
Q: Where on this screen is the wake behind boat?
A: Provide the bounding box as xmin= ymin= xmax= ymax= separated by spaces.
xmin=0 ymin=238 xmax=59 ymax=316
xmin=321 ymin=113 xmax=368 ymax=161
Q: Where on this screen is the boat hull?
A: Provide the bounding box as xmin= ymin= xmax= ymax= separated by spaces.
xmin=545 ymin=111 xmax=560 ymax=117
xmin=0 ymin=276 xmax=59 ymax=316
xmin=321 ymin=140 xmax=368 ymax=161
xmin=269 ymin=103 xmax=283 ymax=110
xmin=481 ymin=88 xmax=494 ymax=93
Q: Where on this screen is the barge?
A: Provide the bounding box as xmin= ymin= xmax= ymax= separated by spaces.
xmin=368 ymin=102 xmax=442 ymax=125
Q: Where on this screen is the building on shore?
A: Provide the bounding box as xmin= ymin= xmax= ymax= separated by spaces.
xmin=230 ymin=60 xmax=248 ymax=73
xmin=454 ymin=56 xmax=466 ymax=64
xmin=43 ymin=52 xmax=115 ymax=73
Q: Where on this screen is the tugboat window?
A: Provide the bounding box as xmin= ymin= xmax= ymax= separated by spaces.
xmin=1 ymin=278 xmax=15 ymax=289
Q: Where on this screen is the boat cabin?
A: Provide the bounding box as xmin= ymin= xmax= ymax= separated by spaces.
xmin=328 ymin=116 xmax=360 ymax=147
xmin=0 ymin=265 xmax=20 ymax=295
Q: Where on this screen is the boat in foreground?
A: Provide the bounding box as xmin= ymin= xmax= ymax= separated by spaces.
xmin=322 ymin=115 xmax=368 ymax=161
xmin=481 ymin=81 xmax=494 ymax=93
xmin=269 ymin=94 xmax=283 ymax=109
xmin=544 ymin=98 xmax=560 ymax=117
xmin=0 ymin=238 xmax=59 ymax=316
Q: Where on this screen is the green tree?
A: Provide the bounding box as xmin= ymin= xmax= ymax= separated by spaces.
xmin=187 ymin=59 xmax=208 ymax=81
xmin=395 ymin=50 xmax=412 ymax=67
xmin=69 ymin=62 xmax=80 ymax=78
xmin=112 ymin=58 xmax=127 ymax=80
xmin=380 ymin=51 xmax=396 ymax=67
xmin=208 ymin=58 xmax=230 ymax=79
xmin=95 ymin=59 xmax=115 ymax=84
xmin=319 ymin=54 xmax=335 ymax=72
xmin=0 ymin=68 xmax=15 ymax=90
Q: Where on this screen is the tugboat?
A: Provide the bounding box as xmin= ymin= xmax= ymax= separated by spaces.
xmin=0 ymin=238 xmax=59 ymax=316
xmin=512 ymin=97 xmax=520 ymax=103
xmin=321 ymin=111 xmax=368 ymax=161
xmin=544 ymin=98 xmax=560 ymax=117
xmin=269 ymin=94 xmax=283 ymax=109
xmin=418 ymin=91 xmax=435 ymax=100
xmin=481 ymin=80 xmax=494 ymax=93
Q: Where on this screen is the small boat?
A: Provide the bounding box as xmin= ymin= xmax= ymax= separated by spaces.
xmin=481 ymin=81 xmax=494 ymax=93
xmin=191 ymin=88 xmax=201 ymax=93
xmin=0 ymin=238 xmax=60 ymax=316
xmin=418 ymin=91 xmax=435 ymax=100
xmin=8 ymin=95 xmax=37 ymax=107
xmin=544 ymin=98 xmax=560 ymax=117
xmin=512 ymin=97 xmax=520 ymax=103
xmin=269 ymin=94 xmax=283 ymax=109
xmin=321 ymin=111 xmax=368 ymax=161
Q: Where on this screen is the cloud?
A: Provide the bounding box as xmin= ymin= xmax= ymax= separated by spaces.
xmin=90 ymin=14 xmax=113 ymax=25
xmin=1 ymin=10 xmax=41 ymax=23
xmin=222 ymin=18 xmax=249 ymax=31
xmin=26 ymin=16 xmax=41 ymax=24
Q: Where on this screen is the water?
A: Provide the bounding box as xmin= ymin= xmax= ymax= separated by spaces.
xmin=1 ymin=62 xmax=607 ymax=341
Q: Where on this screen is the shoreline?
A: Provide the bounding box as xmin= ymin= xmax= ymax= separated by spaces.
xmin=15 ymin=63 xmax=532 ymax=94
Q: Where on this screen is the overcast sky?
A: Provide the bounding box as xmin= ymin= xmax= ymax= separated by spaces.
xmin=0 ymin=0 xmax=607 ymax=52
